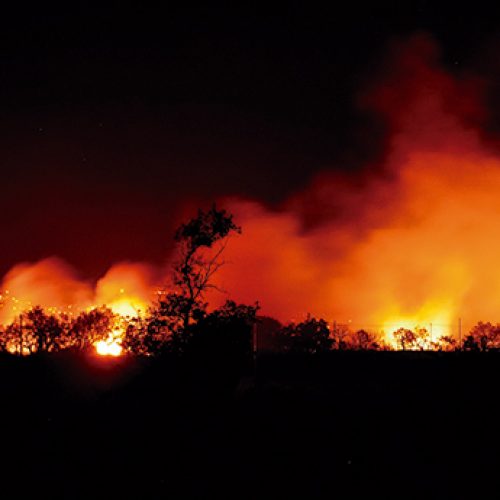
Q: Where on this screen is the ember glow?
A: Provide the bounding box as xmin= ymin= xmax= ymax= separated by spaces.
xmin=2 ymin=35 xmax=500 ymax=350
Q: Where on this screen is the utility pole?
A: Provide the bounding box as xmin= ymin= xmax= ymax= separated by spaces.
xmin=252 ymin=322 xmax=258 ymax=382
xmin=458 ymin=317 xmax=462 ymax=350
xmin=18 ymin=313 xmax=23 ymax=356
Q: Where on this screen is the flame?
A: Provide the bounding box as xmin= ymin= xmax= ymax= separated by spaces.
xmin=3 ymin=35 xmax=500 ymax=351
xmin=95 ymin=331 xmax=123 ymax=357
xmin=0 ymin=259 xmax=156 ymax=356
xmin=93 ymin=294 xmax=148 ymax=357
xmin=210 ymin=35 xmax=500 ymax=342
xmin=91 ymin=264 xmax=153 ymax=355
xmin=108 ymin=299 xmax=143 ymax=318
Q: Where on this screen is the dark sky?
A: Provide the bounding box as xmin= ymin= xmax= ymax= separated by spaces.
xmin=1 ymin=3 xmax=499 ymax=277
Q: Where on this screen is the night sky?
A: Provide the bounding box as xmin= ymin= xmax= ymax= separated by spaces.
xmin=1 ymin=3 xmax=499 ymax=278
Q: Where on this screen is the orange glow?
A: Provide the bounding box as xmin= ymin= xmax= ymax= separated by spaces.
xmin=2 ymin=36 xmax=500 ymax=352
xmin=108 ymin=298 xmax=146 ymax=318
xmin=0 ymin=260 xmax=156 ymax=356
xmin=91 ymin=264 xmax=153 ymax=355
xmin=211 ymin=35 xmax=500 ymax=344
xmin=93 ymin=295 xmax=148 ymax=357
xmin=0 ymin=257 xmax=93 ymax=325
xmin=95 ymin=332 xmax=123 ymax=357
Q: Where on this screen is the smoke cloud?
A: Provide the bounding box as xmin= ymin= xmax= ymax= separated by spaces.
xmin=3 ymin=34 xmax=500 ymax=339
xmin=213 ymin=34 xmax=500 ymax=337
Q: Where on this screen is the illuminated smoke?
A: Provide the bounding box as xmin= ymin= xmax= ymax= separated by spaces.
xmin=94 ymin=262 xmax=158 ymax=317
xmin=0 ymin=257 xmax=93 ymax=323
xmin=0 ymin=258 xmax=157 ymax=324
xmin=2 ymin=34 xmax=500 ymax=344
xmin=213 ymin=34 xmax=500 ymax=339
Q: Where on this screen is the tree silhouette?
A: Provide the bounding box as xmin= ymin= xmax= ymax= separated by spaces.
xmin=0 ymin=321 xmax=23 ymax=354
xmin=255 ymin=316 xmax=283 ymax=352
xmin=436 ymin=335 xmax=457 ymax=352
xmin=149 ymin=205 xmax=241 ymax=349
xmin=24 ymin=307 xmax=64 ymax=353
xmin=68 ymin=307 xmax=114 ymax=351
xmin=393 ymin=327 xmax=430 ymax=350
xmin=393 ymin=328 xmax=416 ymax=351
xmin=278 ymin=317 xmax=332 ymax=354
xmin=414 ymin=327 xmax=431 ymax=350
xmin=330 ymin=323 xmax=351 ymax=350
xmin=463 ymin=322 xmax=500 ymax=351
xmin=183 ymin=300 xmax=259 ymax=363
xmin=352 ymin=329 xmax=380 ymax=350
xmin=122 ymin=313 xmax=169 ymax=356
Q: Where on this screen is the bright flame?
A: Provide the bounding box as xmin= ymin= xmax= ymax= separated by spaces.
xmin=108 ymin=298 xmax=144 ymax=318
xmin=379 ymin=300 xmax=454 ymax=347
xmin=92 ymin=264 xmax=153 ymax=355
xmin=95 ymin=336 xmax=123 ymax=357
xmin=0 ymin=259 xmax=156 ymax=357
xmin=94 ymin=295 xmax=148 ymax=356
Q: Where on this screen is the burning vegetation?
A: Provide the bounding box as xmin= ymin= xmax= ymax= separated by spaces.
xmin=210 ymin=34 xmax=500 ymax=340
xmin=2 ymin=36 xmax=500 ymax=355
xmin=0 ymin=203 xmax=498 ymax=357
xmin=0 ymin=206 xmax=258 ymax=357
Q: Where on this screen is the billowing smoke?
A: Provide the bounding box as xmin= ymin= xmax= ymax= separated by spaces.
xmin=213 ymin=34 xmax=500 ymax=337
xmin=94 ymin=262 xmax=159 ymax=317
xmin=0 ymin=257 xmax=158 ymax=324
xmin=2 ymin=34 xmax=500 ymax=340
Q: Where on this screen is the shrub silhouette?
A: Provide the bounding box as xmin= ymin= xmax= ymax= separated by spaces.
xmin=183 ymin=300 xmax=258 ymax=365
xmin=277 ymin=317 xmax=332 ymax=354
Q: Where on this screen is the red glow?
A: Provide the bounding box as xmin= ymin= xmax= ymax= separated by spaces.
xmin=1 ymin=36 xmax=500 ymax=347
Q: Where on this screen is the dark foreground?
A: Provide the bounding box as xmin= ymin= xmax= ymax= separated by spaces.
xmin=0 ymin=350 xmax=498 ymax=499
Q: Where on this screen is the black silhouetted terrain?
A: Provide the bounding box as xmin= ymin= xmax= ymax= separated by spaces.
xmin=0 ymin=350 xmax=498 ymax=499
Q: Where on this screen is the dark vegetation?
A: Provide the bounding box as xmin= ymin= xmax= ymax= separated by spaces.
xmin=0 ymin=207 xmax=499 ymax=498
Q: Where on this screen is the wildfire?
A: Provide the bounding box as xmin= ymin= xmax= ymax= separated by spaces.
xmin=0 ymin=260 xmax=154 ymax=357
xmin=3 ymin=36 xmax=500 ymax=352
xmin=379 ymin=302 xmax=454 ymax=347
xmin=93 ymin=292 xmax=148 ymax=357
xmin=209 ymin=35 xmax=500 ymax=341
xmin=95 ymin=330 xmax=124 ymax=357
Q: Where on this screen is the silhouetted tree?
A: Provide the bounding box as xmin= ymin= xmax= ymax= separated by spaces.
xmin=3 ymin=318 xmax=23 ymax=354
xmin=436 ymin=335 xmax=457 ymax=352
xmin=414 ymin=327 xmax=431 ymax=350
xmin=462 ymin=335 xmax=478 ymax=351
xmin=255 ymin=316 xmax=283 ymax=352
xmin=393 ymin=328 xmax=416 ymax=351
xmin=0 ymin=321 xmax=21 ymax=353
xmin=393 ymin=327 xmax=431 ymax=350
xmin=122 ymin=313 xmax=169 ymax=356
xmin=464 ymin=322 xmax=500 ymax=351
xmin=0 ymin=326 xmax=7 ymax=352
xmin=278 ymin=317 xmax=332 ymax=354
xmin=68 ymin=307 xmax=114 ymax=351
xmin=183 ymin=300 xmax=259 ymax=364
xmin=331 ymin=323 xmax=350 ymax=350
xmin=352 ymin=329 xmax=380 ymax=350
xmin=149 ymin=205 xmax=240 ymax=347
xmin=24 ymin=307 xmax=64 ymax=353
